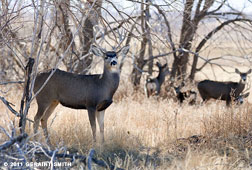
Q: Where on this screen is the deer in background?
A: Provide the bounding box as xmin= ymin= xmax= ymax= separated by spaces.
xmin=174 ymin=83 xmax=197 ymax=105
xmin=235 ymin=92 xmax=250 ymax=104
xmin=197 ymin=68 xmax=251 ymax=106
xmin=144 ymin=62 xmax=169 ymax=97
xmin=33 ymin=45 xmax=130 ymax=144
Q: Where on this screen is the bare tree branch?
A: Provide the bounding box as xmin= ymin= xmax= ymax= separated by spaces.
xmin=190 ymin=18 xmax=252 ymax=80
xmin=0 ymin=133 xmax=28 ymax=151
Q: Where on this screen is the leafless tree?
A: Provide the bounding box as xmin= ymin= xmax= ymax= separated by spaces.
xmin=1 ymin=0 xmax=252 ymax=169
xmin=127 ymin=0 xmax=252 ymax=86
xmin=167 ymin=0 xmax=252 ymax=81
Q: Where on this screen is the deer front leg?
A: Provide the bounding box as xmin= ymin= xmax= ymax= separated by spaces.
xmin=226 ymin=98 xmax=231 ymax=106
xmin=96 ymin=110 xmax=105 ymax=143
xmin=88 ymin=108 xmax=96 ymax=142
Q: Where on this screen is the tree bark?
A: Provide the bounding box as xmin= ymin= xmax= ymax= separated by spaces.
xmin=54 ymin=0 xmax=77 ymax=71
xmin=131 ymin=0 xmax=147 ymax=87
xmin=74 ymin=0 xmax=103 ymax=74
xmin=145 ymin=0 xmax=153 ymax=75
xmin=171 ymin=0 xmax=194 ymax=80
xmin=31 ymin=0 xmax=45 ymax=59
xmin=171 ymin=0 xmax=215 ymax=80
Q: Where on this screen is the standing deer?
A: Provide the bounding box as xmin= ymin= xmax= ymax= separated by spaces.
xmin=197 ymin=68 xmax=251 ymax=106
xmin=144 ymin=62 xmax=169 ymax=97
xmin=33 ymin=45 xmax=130 ymax=143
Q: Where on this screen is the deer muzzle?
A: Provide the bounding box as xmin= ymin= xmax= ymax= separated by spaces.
xmin=110 ymin=58 xmax=117 ymax=66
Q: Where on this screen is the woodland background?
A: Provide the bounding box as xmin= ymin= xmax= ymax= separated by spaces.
xmin=1 ymin=0 xmax=252 ymax=169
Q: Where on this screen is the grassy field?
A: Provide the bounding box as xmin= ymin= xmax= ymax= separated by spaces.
xmin=1 ymin=67 xmax=252 ymax=169
xmin=1 ymin=22 xmax=252 ymax=168
xmin=2 ymin=3 xmax=252 ymax=168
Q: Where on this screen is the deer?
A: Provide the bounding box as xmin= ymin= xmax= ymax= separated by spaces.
xmin=144 ymin=62 xmax=169 ymax=98
xmin=197 ymin=68 xmax=251 ymax=106
xmin=174 ymin=84 xmax=197 ymax=105
xmin=235 ymin=92 xmax=250 ymax=104
xmin=33 ymin=45 xmax=130 ymax=144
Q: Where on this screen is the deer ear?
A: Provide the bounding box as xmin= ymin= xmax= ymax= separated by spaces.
xmin=156 ymin=62 xmax=161 ymax=67
xmin=90 ymin=45 xmax=104 ymax=57
xmin=119 ymin=45 xmax=130 ymax=56
xmin=244 ymin=92 xmax=250 ymax=98
xmin=247 ymin=69 xmax=252 ymax=74
xmin=235 ymin=68 xmax=240 ymax=74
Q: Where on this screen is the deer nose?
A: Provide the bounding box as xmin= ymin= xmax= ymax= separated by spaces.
xmin=237 ymin=97 xmax=243 ymax=104
xmin=239 ymin=99 xmax=244 ymax=104
xmin=111 ymin=60 xmax=117 ymax=66
xmin=242 ymin=76 xmax=247 ymax=81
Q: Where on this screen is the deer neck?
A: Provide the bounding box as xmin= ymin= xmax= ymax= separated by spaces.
xmin=237 ymin=79 xmax=246 ymax=93
xmin=157 ymin=71 xmax=166 ymax=85
xmin=101 ymin=65 xmax=120 ymax=91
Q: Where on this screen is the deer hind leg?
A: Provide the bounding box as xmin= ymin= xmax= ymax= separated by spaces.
xmin=34 ymin=102 xmax=49 ymax=139
xmin=144 ymin=83 xmax=149 ymax=98
xmin=96 ymin=110 xmax=105 ymax=143
xmin=41 ymin=100 xmax=59 ymax=143
xmin=200 ymin=98 xmax=208 ymax=105
xmin=88 ymin=108 xmax=96 ymax=142
xmin=155 ymin=84 xmax=161 ymax=96
xmin=226 ymin=98 xmax=231 ymax=106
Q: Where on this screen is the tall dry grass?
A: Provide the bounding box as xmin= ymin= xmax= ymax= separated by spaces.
xmin=1 ymin=79 xmax=252 ymax=169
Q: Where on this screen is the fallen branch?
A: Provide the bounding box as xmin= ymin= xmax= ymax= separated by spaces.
xmin=35 ymin=147 xmax=124 ymax=170
xmin=0 ymin=81 xmax=24 ymax=85
xmin=0 ymin=133 xmax=28 ymax=151
xmin=88 ymin=149 xmax=95 ymax=170
xmin=34 ymin=147 xmax=86 ymax=162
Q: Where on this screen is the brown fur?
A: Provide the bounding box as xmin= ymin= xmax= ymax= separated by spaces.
xmin=144 ymin=62 xmax=169 ymax=97
xmin=33 ymin=45 xmax=129 ymax=143
xmin=197 ymin=68 xmax=251 ymax=106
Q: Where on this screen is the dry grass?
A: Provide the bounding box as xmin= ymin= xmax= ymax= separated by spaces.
xmin=1 ymin=79 xmax=252 ymax=169
xmin=1 ymin=8 xmax=252 ymax=169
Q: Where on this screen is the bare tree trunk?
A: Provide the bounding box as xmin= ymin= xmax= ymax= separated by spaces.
xmin=131 ymin=0 xmax=147 ymax=87
xmin=54 ymin=0 xmax=77 ymax=72
xmin=74 ymin=0 xmax=102 ymax=73
xmin=171 ymin=0 xmax=214 ymax=80
xmin=146 ymin=0 xmax=153 ymax=75
xmin=31 ymin=0 xmax=45 ymax=59
xmin=171 ymin=0 xmax=194 ymax=80
xmin=19 ymin=58 xmax=34 ymax=133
